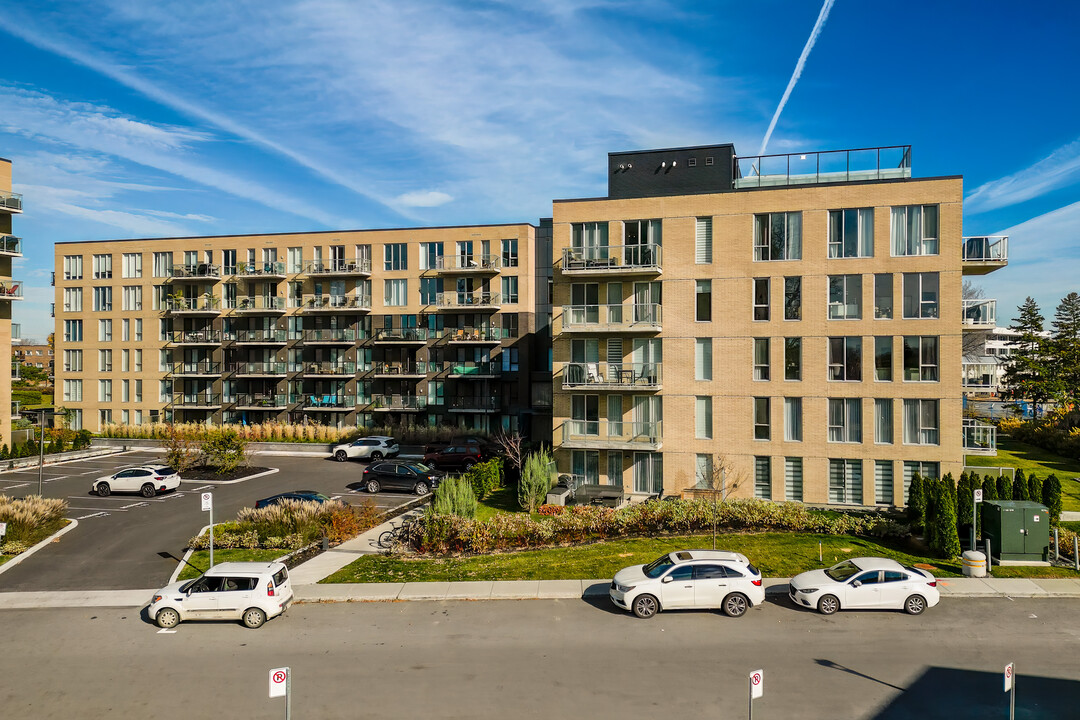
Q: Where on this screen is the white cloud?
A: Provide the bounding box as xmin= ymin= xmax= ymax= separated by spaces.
xmin=965 ymin=138 xmax=1080 ymax=214
xmin=394 ymin=190 xmax=453 ymax=208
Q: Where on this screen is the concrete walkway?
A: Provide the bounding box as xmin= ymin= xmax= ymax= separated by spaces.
xmin=1060 ymin=511 xmax=1080 ymax=521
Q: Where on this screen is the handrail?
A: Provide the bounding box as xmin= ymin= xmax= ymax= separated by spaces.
xmin=562 ymin=361 xmax=662 ymax=389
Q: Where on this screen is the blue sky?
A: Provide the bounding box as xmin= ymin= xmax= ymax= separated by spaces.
xmin=2 ymin=1 xmax=1078 ymax=338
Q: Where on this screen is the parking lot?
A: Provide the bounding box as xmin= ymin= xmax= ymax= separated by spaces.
xmin=0 ymin=450 xmax=421 ymax=592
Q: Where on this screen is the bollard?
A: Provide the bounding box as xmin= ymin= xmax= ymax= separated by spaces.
xmin=1075 ymin=536 xmax=1079 ymax=573
xmin=985 ymin=539 xmax=992 ymax=573
xmin=1054 ymin=528 xmax=1059 ymax=562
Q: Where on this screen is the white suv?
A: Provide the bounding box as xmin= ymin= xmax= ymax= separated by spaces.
xmin=149 ymin=561 xmax=294 ymax=629
xmin=331 ymin=436 xmax=400 ymax=462
xmin=610 ymin=550 xmax=765 ymax=619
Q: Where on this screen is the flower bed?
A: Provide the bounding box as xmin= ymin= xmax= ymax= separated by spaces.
xmin=0 ymin=495 xmax=68 ymax=555
xmin=187 ymin=498 xmax=381 ymax=551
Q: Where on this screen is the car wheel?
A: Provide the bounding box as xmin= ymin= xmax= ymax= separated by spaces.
xmin=904 ymin=594 xmax=927 ymax=615
xmin=817 ymin=594 xmax=840 ymax=615
xmin=140 ymin=483 xmax=156 ymax=498
xmin=366 ymin=479 xmax=381 ymax=493
xmin=414 ymin=481 xmax=430 ymax=495
xmin=632 ymin=594 xmax=659 ymax=619
xmin=370 ymin=451 xmax=383 ymax=461
xmin=335 ymin=450 xmax=348 ymax=462
xmin=722 ymin=592 xmax=749 ymax=618
xmin=96 ymin=482 xmax=111 ymax=497
xmin=155 ymin=608 xmax=180 ymax=629
xmin=462 ymin=459 xmax=476 ymax=471
xmin=242 ymin=607 xmax=267 ymax=629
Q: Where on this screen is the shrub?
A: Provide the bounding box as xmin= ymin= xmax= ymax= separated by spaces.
xmin=464 ymin=458 xmax=503 ymax=500
xmin=1012 ymin=469 xmax=1029 ymax=501
xmin=163 ymin=424 xmax=201 ymax=474
xmin=956 ymin=473 xmax=974 ymax=529
xmin=1028 ymin=473 xmax=1042 ymax=504
xmin=929 ymin=480 xmax=961 ymax=559
xmin=538 ymin=504 xmax=564 ymax=516
xmin=431 ymin=475 xmax=478 ymax=519
xmin=1042 ymin=474 xmax=1063 ymax=526
xmin=906 ymin=473 xmax=926 ymax=530
xmin=201 ymin=429 xmax=250 ymax=474
xmin=0 ymin=495 xmax=68 ymax=546
xmin=186 ymin=498 xmax=380 ymax=550
xmin=996 ymin=474 xmax=1012 ymax=502
xmin=518 ymin=449 xmax=553 ymax=512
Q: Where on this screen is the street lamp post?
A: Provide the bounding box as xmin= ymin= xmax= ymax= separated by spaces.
xmin=36 ymin=409 xmax=45 ymax=496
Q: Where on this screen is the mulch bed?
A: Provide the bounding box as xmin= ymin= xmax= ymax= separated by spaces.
xmin=182 ymin=465 xmax=273 ymax=482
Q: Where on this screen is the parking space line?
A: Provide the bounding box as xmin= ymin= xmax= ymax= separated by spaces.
xmin=73 ymin=512 xmax=110 ymax=520
xmin=68 ymin=506 xmax=128 ymax=512
xmin=157 ymin=629 xmax=177 ymax=634
xmin=119 ymin=502 xmax=150 ymax=509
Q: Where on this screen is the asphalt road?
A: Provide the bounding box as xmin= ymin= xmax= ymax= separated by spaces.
xmin=0 ymin=450 xmax=417 ymax=592
xmin=0 ymin=597 xmax=1077 ymax=719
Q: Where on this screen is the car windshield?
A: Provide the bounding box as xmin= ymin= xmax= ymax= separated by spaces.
xmin=642 ymin=554 xmax=675 ymax=579
xmin=408 ymin=462 xmax=434 ymax=472
xmin=825 ymin=560 xmax=862 ymax=582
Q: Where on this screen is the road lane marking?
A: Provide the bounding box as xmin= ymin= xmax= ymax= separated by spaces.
xmin=73 ymin=512 xmax=110 ymax=520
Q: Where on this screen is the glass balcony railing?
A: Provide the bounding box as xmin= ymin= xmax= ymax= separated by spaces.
xmin=304 ymin=328 xmax=357 ymax=343
xmin=166 ymin=296 xmax=220 ymax=312
xmin=168 ymin=264 xmax=222 ymax=280
xmin=236 ymin=261 xmax=286 ymax=277
xmin=170 ymin=330 xmax=222 ymax=344
xmin=373 ymin=327 xmax=430 ymax=342
xmin=0 ymin=280 xmax=24 ymax=300
xmin=963 ymin=419 xmax=997 ymax=456
xmin=372 ymin=361 xmax=430 ymax=376
xmin=962 ymin=299 xmax=997 ymax=328
xmin=561 ymin=303 xmax=662 ymax=332
xmin=372 ymin=394 xmax=427 ymax=411
xmin=434 ymin=254 xmax=501 ymax=272
xmin=961 ymin=236 xmax=1008 ymax=273
xmin=562 ymin=362 xmax=662 ymax=390
xmin=561 ymin=244 xmax=661 ymax=274
xmin=231 ymin=361 xmax=288 ymax=375
xmin=735 ymin=145 xmax=911 ymax=189
xmin=171 ymin=393 xmax=222 ymax=407
xmin=232 ymin=328 xmax=287 ymax=343
xmin=447 ymin=396 xmax=500 ymax=412
xmin=435 ymin=292 xmax=501 ymax=309
xmin=301 ymin=294 xmax=371 ymax=311
xmin=0 ymin=190 xmax=23 ymax=212
xmin=232 ymin=296 xmax=286 ymax=312
xmin=439 ymin=326 xmax=508 ymax=343
xmin=302 ymin=361 xmax=357 ymax=376
xmin=294 ymin=393 xmax=356 ymax=410
xmin=561 ymin=420 xmax=662 ymax=449
xmin=0 ymin=235 xmax=22 ymax=255
xmin=304 ymin=258 xmax=372 ymax=276
xmin=962 ymin=360 xmax=998 ymax=391
xmin=232 ymin=394 xmax=288 ymax=408
xmin=444 ymin=361 xmax=500 ymax=377
xmin=171 ymin=361 xmax=222 ymax=375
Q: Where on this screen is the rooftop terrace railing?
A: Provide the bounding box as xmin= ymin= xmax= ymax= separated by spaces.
xmin=735 ymin=145 xmax=911 ymax=189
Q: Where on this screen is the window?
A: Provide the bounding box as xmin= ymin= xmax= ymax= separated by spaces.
xmin=419 ymin=242 xmax=442 ymax=270
xmin=571 ymin=222 xmax=609 ymax=258
xmin=572 ymin=449 xmax=600 ymax=486
xmin=891 ymin=205 xmax=939 ymax=256
xmin=828 ymin=398 xmax=862 ymax=443
xmin=63 ymin=255 xmax=83 ymax=280
xmin=784 ymin=277 xmax=801 ymax=320
xmin=501 ymin=276 xmax=519 ymax=304
xmin=99 ymin=349 xmax=112 ymax=371
xmin=696 ymin=396 xmax=712 ymax=439
xmin=903 ymin=336 xmax=939 ymax=381
xmin=754 ymin=212 xmax=802 ymax=260
xmin=63 ymin=287 xmax=82 ymax=312
xmin=784 ymin=338 xmax=801 ymax=381
xmin=695 ymin=338 xmax=712 ymax=381
xmin=92 ymin=254 xmax=113 ymax=279
xmin=93 ymin=286 xmax=112 ymax=312
xmin=903 ymin=462 xmax=939 ymax=499
xmin=384 ymin=243 xmax=407 ymax=271
xmin=903 ymin=399 xmax=940 ymax=445
xmin=875 ymin=461 xmax=893 ymax=505
xmin=902 ymin=273 xmax=939 ymax=318
xmin=122 ymin=379 xmax=130 ymax=402
xmin=120 ymin=252 xmax=143 ymax=278
xmin=754 ymin=457 xmax=771 ymax=499
xmin=501 ymin=347 xmax=520 ymax=372
xmin=828 ymin=337 xmax=862 ymax=381
xmin=875 ymin=337 xmax=893 ymax=381
xmin=784 ymin=397 xmax=802 ymax=442
xmin=122 ymin=349 xmax=130 ymax=372
xmin=285 ymin=247 xmax=302 ymax=273
xmin=785 ymin=458 xmax=803 ymax=501
xmin=753 ymin=338 xmax=770 ymax=380
xmin=384 ymin=279 xmax=407 ymax=306
xmin=135 ymin=318 xmax=142 ymax=341
xmin=828 ymin=208 xmax=874 ymax=258
xmin=63 ymin=320 xmax=83 ymax=342
xmin=828 ymin=274 xmax=862 ymax=319
xmin=134 ymin=379 xmax=143 ymax=403
xmin=695 ymin=217 xmax=712 ymax=263
xmin=874 ymin=399 xmax=893 ymax=444
xmin=753 ymin=278 xmax=770 ymax=320
xmin=122 ymin=286 xmax=142 ymax=311
xmin=501 ymin=238 xmax=518 ymax=268
xmin=624 ymin=219 xmax=662 ymax=256
xmin=502 ymin=313 xmax=519 ymax=338
xmin=99 ymin=379 xmax=112 ymax=402
xmin=753 ymin=397 xmax=770 ymax=440
xmin=134 ymin=349 xmax=142 ymax=372
xmin=829 ymin=459 xmax=863 ymax=504
xmin=63 ymin=379 xmax=83 ymax=402
xmin=63 ymin=349 xmax=82 ymax=372
xmin=874 ymin=274 xmax=893 ymax=319
xmin=695 ymin=454 xmax=713 ymax=489
xmin=99 ymin=319 xmax=112 ymax=342
xmin=695 ymin=280 xmax=711 ymax=321
xmin=419 ymin=278 xmax=440 ymax=305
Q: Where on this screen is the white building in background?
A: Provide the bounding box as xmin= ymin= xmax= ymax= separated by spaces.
xmin=962 ymin=327 xmax=1051 ymax=395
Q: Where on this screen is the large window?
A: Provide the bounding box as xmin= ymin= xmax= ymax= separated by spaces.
xmin=63 ymin=319 xmax=83 ymax=342
xmin=98 ymin=379 xmax=112 ymax=402
xmin=695 ymin=454 xmax=713 ymax=489
xmin=419 ymin=242 xmax=442 ymax=270
xmin=875 ymin=337 xmax=893 ymax=381
xmin=571 ymin=222 xmax=609 ymax=255
xmin=63 ymin=349 xmax=82 ymax=372
xmin=122 ymin=286 xmax=142 ymax=311
xmin=93 ymin=286 xmax=112 ymax=312
xmin=903 ymin=399 xmax=940 ymax=445
xmin=785 ymin=338 xmax=801 ymax=380
xmin=63 ymin=287 xmax=82 ymax=312
xmin=92 ymin=254 xmax=113 ymax=279
xmin=903 ymin=336 xmax=939 ymax=381
xmin=419 ymin=278 xmax=441 ymax=305
xmin=903 ymin=462 xmax=940 ymax=500
xmin=501 ymin=276 xmax=519 ymax=304
xmin=754 ymin=212 xmax=802 ymax=261
xmin=891 ymin=205 xmax=939 ymax=256
xmin=784 ymin=277 xmax=801 ymax=320
xmin=501 ymin=239 xmax=518 ymax=268
xmin=384 ymin=279 xmax=407 ymax=306
xmin=828 ymin=337 xmax=862 ymax=381
xmin=874 ymin=398 xmax=893 ymax=444
xmin=696 ymin=396 xmax=712 ymax=439
xmin=902 ymin=273 xmax=939 ymax=319
xmin=753 ymin=338 xmax=770 ymax=380
xmin=696 ymin=280 xmax=712 ymax=322
xmin=122 ymin=253 xmax=142 ymax=278
xmin=695 ymin=338 xmax=712 ymax=381
xmin=828 ymin=274 xmax=862 ymax=319
xmin=754 ymin=397 xmax=770 ymax=440
xmin=785 ymin=457 xmax=803 ymax=502
xmin=384 ymin=243 xmax=407 ymax=271
xmin=785 ymin=397 xmax=802 ymax=442
xmin=63 ymin=255 xmax=83 ymax=280
xmin=63 ymin=379 xmax=83 ymax=402
xmin=753 ymin=278 xmax=770 ymax=320
xmin=829 ymin=459 xmax=863 ymax=504
xmin=828 ymin=398 xmax=862 ymax=443
xmin=695 ymin=217 xmax=712 ymax=264
xmin=572 ymin=449 xmax=599 ymax=486
xmin=99 ymin=319 xmax=111 ymax=342
xmin=754 ymin=457 xmax=772 ymax=499
xmin=875 ymin=461 xmax=894 ymax=505
xmin=828 ymin=208 xmax=874 ymax=258
xmin=874 ymin=274 xmax=893 ymax=319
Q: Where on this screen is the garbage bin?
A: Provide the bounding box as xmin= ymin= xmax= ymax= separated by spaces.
xmin=962 ymin=550 xmax=987 ymax=578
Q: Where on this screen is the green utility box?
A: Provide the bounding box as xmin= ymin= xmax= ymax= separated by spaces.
xmin=983 ymin=500 xmax=1049 ymax=562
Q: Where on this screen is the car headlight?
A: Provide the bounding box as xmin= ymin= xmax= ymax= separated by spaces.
xmin=798 ymin=587 xmax=818 ymax=594
xmin=152 ymin=595 xmax=162 ymax=603
xmin=615 ymin=583 xmax=634 ymax=593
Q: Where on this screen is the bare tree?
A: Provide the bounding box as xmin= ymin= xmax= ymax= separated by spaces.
xmin=494 ymin=431 xmax=525 ymax=473
xmin=686 ymin=454 xmax=748 ymax=550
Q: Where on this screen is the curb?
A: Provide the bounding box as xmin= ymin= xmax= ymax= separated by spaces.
xmin=0 ymin=519 xmax=80 ymax=579
xmin=179 ymin=467 xmax=280 ymax=486
xmin=0 ymin=447 xmax=132 ymax=475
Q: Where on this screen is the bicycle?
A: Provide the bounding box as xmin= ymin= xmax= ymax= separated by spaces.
xmin=377 ymin=515 xmax=416 ymax=550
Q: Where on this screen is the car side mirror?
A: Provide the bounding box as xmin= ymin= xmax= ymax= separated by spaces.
xmin=851 ymin=580 xmax=862 ymax=588
xmin=661 ymin=575 xmax=673 ymax=584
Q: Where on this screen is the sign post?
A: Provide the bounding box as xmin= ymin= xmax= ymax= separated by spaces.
xmin=1004 ymin=662 xmax=1014 ymax=720
xmin=0 ymin=522 xmax=7 ymax=542
xmin=973 ymin=488 xmax=983 ymax=551
xmin=269 ymin=666 xmax=291 ymax=720
xmin=201 ymin=492 xmax=214 ymax=568
xmin=748 ymin=669 xmax=763 ymax=720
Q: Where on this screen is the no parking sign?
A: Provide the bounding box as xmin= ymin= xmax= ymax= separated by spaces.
xmin=750 ymin=669 xmax=764 ymax=698
xmin=269 ymin=667 xmax=289 ymax=698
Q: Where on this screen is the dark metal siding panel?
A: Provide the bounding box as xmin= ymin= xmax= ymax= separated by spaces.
xmin=607 ymin=145 xmax=736 ymax=199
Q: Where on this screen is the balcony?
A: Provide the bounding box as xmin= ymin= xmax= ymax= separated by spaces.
xmin=295 ymin=394 xmax=357 ymax=411
xmin=171 ymin=393 xmax=222 ymax=409
xmin=561 ymin=244 xmax=661 ymax=275
xmin=372 ymin=394 xmax=427 ymax=411
xmin=439 ymin=326 xmax=508 ymax=344
xmin=734 ymin=145 xmax=911 ymax=189
xmin=0 ymin=280 xmax=24 ymax=301
xmin=171 ymin=361 xmax=222 ymax=376
xmin=962 ymin=236 xmax=1009 ymax=275
xmin=170 ymin=329 xmax=222 ymax=345
xmin=373 ymin=327 xmax=431 ymax=344
xmin=445 ymin=361 xmax=499 ymax=378
xmin=560 ymin=303 xmax=662 ymax=333
xmin=963 ymin=359 xmax=1000 ymax=392
xmin=0 ymin=190 xmax=23 ymax=213
xmin=962 ymin=299 xmax=997 ymax=329
xmin=231 ymin=361 xmax=288 ymax=376
xmin=434 ymin=254 xmax=501 ymax=274
xmin=963 ymin=419 xmax=997 ymax=456
xmin=231 ymin=328 xmax=288 ymax=344
xmin=372 ymin=361 xmax=430 ymax=378
xmin=447 ymin=396 xmax=500 ymax=413
xmin=434 ymin=291 xmax=501 ymax=311
xmin=236 ymin=261 xmax=286 ymax=279
xmin=232 ymin=394 xmax=289 ymax=410
xmin=0 ymin=235 xmax=22 ymax=256
xmin=301 ymin=361 xmax=357 ymax=377
xmin=562 ymin=362 xmax=662 ymax=391
xmin=304 ymin=328 xmax=357 ymax=344
xmin=168 ymin=264 xmax=222 ymax=281
xmin=561 ymin=420 xmax=663 ymax=451
xmin=304 ymin=258 xmax=372 ymax=277
xmin=166 ymin=296 xmax=220 ymax=314
xmin=300 ymin=294 xmax=371 ymax=312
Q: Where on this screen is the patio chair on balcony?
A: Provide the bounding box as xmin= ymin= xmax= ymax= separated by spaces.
xmin=586 ymin=362 xmax=604 ymax=384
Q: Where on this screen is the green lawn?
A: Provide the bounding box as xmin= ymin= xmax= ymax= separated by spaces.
xmin=966 ymin=437 xmax=1080 ymax=511
xmin=0 ymin=555 xmax=11 ymax=567
xmin=475 ymin=485 xmax=540 ymax=522
xmin=176 ymin=548 xmax=288 ymax=581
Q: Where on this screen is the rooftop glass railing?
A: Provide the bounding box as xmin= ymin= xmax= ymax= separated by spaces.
xmin=735 ymin=145 xmax=911 ymax=189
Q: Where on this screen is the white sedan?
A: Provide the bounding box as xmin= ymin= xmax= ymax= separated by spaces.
xmin=92 ymin=465 xmax=181 ymax=498
xmin=789 ymin=557 xmax=940 ymax=616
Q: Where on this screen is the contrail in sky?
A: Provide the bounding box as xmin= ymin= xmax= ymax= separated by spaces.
xmin=757 ymin=0 xmax=836 ymax=157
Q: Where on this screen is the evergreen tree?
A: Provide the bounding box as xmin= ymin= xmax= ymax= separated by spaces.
xmin=981 ymin=475 xmax=998 ymax=536
xmin=956 ymin=473 xmax=974 ymax=531
xmin=907 ymin=473 xmax=926 ymax=528
xmin=1050 ymin=292 xmax=1080 ymax=406
xmin=1013 ymin=468 xmax=1029 ymax=501
xmin=996 ymin=473 xmax=1012 ymax=502
xmin=0 ymin=444 xmax=7 ymax=460
xmin=1028 ymin=473 xmax=1041 ymax=503
xmin=934 ymin=480 xmax=962 ymax=559
xmin=1001 ymin=297 xmax=1056 ymax=408
xmin=925 ymin=479 xmax=941 ymax=549
xmin=1042 ymin=474 xmax=1063 ymax=526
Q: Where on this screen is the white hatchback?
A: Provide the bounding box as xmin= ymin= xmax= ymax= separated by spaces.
xmin=149 ymin=561 xmax=294 ymax=629
xmin=92 ymin=465 xmax=181 ymax=498
xmin=788 ymin=557 xmax=940 ymax=616
xmin=610 ymin=550 xmax=766 ymax=619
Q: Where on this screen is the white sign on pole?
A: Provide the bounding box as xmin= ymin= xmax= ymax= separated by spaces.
xmin=750 ymin=669 xmax=764 ymax=699
xmin=1004 ymin=662 xmax=1014 ymax=692
xmin=269 ymin=667 xmax=289 ymax=698
xmin=201 ymin=492 xmax=213 ymax=512
xmin=0 ymin=522 xmax=7 ymax=538
xmin=974 ymin=489 xmax=984 ymax=503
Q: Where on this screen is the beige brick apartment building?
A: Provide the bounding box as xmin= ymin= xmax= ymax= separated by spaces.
xmin=0 ymin=158 xmax=24 ymax=447
xmin=551 ymin=144 xmax=1005 ymax=505
xmin=53 ymin=223 xmax=553 ymax=440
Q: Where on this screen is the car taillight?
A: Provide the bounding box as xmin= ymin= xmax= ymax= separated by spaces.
xmin=751 ymin=578 xmax=762 ymax=586
xmin=928 ymin=580 xmax=937 ymax=587
xmin=266 ymin=581 xmax=275 ymax=597
xmin=363 ymin=468 xmax=370 ymax=474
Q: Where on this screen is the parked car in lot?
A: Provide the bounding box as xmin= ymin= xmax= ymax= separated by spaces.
xmin=788 ymin=557 xmax=940 ymax=616
xmin=92 ymin=465 xmax=181 ymax=498
xmin=331 ymin=436 xmax=399 ymax=462
xmin=362 ymin=460 xmax=444 ymax=495
xmin=423 ymin=443 xmax=485 ymax=471
xmin=149 ymin=561 xmax=293 ymax=629
xmin=610 ymin=549 xmax=765 ymax=619
xmin=423 ymin=435 xmax=498 ymax=456
xmin=254 ymin=490 xmax=332 ymax=509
